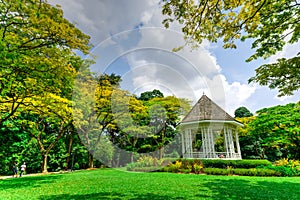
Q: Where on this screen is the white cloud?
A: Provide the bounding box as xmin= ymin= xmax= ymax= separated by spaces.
xmin=221 ymin=76 xmax=257 ymax=115
xmin=50 ymin=0 xmax=263 ymax=115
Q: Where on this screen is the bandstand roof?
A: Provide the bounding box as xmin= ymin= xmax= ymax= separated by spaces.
xmin=181 ymin=94 xmax=241 ymax=125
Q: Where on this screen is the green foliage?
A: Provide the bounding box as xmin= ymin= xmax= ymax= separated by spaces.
xmin=19 ymin=138 xmax=42 ymax=174
xmin=187 ymin=159 xmax=272 ymax=169
xmin=138 ymin=89 xmax=164 ymax=101
xmin=258 ymin=165 xmax=300 ymax=177
xmin=126 ymin=156 xmax=174 ymax=172
xmin=0 ymin=117 xmax=31 ymax=175
xmin=233 ymin=168 xmax=281 ymax=176
xmin=204 ymin=168 xmax=230 ymax=176
xmin=234 ymin=106 xmax=253 ymax=118
xmin=261 ymin=158 xmax=300 ymax=176
xmin=0 ymin=0 xmax=92 ymax=174
xmin=203 ymin=167 xmax=283 ymax=176
xmin=249 ymin=103 xmax=300 ymax=161
xmin=249 ymin=56 xmax=300 ymax=97
xmin=162 ymin=0 xmax=300 ymax=96
xmin=0 ymin=0 xmax=92 ymax=125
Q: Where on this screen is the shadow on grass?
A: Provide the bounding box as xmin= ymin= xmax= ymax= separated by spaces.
xmin=40 ymin=192 xmax=185 ymax=200
xmin=195 ymin=177 xmax=300 ymax=200
xmin=0 ymin=174 xmax=63 ymax=190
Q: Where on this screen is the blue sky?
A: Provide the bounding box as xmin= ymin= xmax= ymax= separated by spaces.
xmin=50 ymin=0 xmax=299 ymax=116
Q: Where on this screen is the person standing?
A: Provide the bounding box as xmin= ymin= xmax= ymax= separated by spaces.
xmin=20 ymin=162 xmax=26 ymax=177
xmin=12 ymin=162 xmax=18 ymax=178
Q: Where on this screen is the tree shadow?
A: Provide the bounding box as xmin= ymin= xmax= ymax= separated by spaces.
xmin=40 ymin=191 xmax=185 ymax=200
xmin=0 ymin=174 xmax=63 ymax=190
xmin=194 ymin=177 xmax=300 ymax=200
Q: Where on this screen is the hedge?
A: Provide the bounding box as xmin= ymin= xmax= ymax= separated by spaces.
xmin=204 ymin=168 xmax=282 ymax=176
xmin=177 ymin=159 xmax=272 ymax=169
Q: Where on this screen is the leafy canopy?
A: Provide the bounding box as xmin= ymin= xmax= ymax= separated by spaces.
xmin=249 ymin=103 xmax=300 ymax=160
xmin=162 ymin=0 xmax=300 ymax=96
xmin=0 ymin=0 xmax=92 ymax=125
xmin=234 ymin=106 xmax=253 ymax=118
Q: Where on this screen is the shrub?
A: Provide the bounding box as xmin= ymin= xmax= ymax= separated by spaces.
xmin=232 ymin=168 xmax=281 ymax=176
xmin=258 ymin=165 xmax=299 ymax=177
xmin=274 ymin=158 xmax=300 ymax=171
xmin=226 ymin=166 xmax=234 ymax=175
xmin=126 ymin=156 xmax=175 ymax=171
xmin=179 ymin=169 xmax=192 ymax=174
xmin=256 ymin=159 xmax=300 ymax=177
xmin=193 ymin=163 xmax=204 ymax=174
xmin=169 ymin=161 xmax=182 ymax=173
xmin=204 ymin=168 xmax=229 ymax=175
xmin=201 ymin=159 xmax=272 ymax=169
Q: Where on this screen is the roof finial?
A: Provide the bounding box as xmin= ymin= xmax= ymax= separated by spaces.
xmin=203 ymin=91 xmax=205 ymax=96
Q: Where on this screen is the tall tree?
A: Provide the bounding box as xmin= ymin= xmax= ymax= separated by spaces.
xmin=145 ymin=96 xmax=191 ymax=159
xmin=0 ymin=0 xmax=91 ymax=125
xmin=73 ymin=73 xmax=121 ymax=168
xmin=162 ymin=0 xmax=300 ymax=96
xmin=110 ymin=89 xmax=149 ymax=163
xmin=248 ymin=103 xmax=300 ymax=160
xmin=21 ymin=94 xmax=73 ymax=173
xmin=234 ymin=106 xmax=253 ymax=118
xmin=139 ymin=89 xmax=164 ymax=101
xmin=235 ymin=116 xmax=264 ymax=159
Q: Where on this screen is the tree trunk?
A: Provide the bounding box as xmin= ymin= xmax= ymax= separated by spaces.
xmin=65 ymin=135 xmax=73 ymax=170
xmin=130 ymin=152 xmax=134 ymax=163
xmin=88 ymin=151 xmax=94 ymax=168
xmin=159 ymin=146 xmax=164 ymax=160
xmin=42 ymin=154 xmax=48 ymax=173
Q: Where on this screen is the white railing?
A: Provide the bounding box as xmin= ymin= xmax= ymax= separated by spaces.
xmin=183 ymin=152 xmax=241 ymax=159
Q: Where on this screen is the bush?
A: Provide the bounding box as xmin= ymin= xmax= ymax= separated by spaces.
xmin=258 ymin=165 xmax=300 ymax=177
xmin=200 ymin=159 xmax=272 ymax=169
xmin=126 ymin=156 xmax=175 ymax=172
xmin=168 ymin=161 xmax=182 ymax=173
xmin=233 ymin=168 xmax=281 ymax=176
xmin=179 ymin=169 xmax=192 ymax=174
xmin=204 ymin=168 xmax=281 ymax=176
xmin=193 ymin=163 xmax=203 ymax=174
xmin=204 ymin=168 xmax=229 ymax=175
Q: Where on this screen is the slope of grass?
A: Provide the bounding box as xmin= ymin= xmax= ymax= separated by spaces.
xmin=1 ymin=169 xmax=300 ymax=200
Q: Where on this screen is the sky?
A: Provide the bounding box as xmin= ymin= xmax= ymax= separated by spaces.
xmin=50 ymin=0 xmax=299 ymax=116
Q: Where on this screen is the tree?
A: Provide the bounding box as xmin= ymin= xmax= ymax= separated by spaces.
xmin=235 ymin=116 xmax=264 ymax=159
xmin=0 ymin=116 xmax=31 ymax=175
xmin=129 ymin=95 xmax=191 ymax=159
xmin=107 ymin=89 xmax=191 ymax=162
xmin=138 ymin=89 xmax=164 ymax=101
xmin=248 ymin=103 xmax=300 ymax=161
xmin=109 ymin=89 xmax=149 ymax=163
xmin=162 ymin=0 xmax=300 ymax=96
xmin=234 ymin=106 xmax=253 ymax=118
xmin=73 ymin=73 xmax=122 ymax=168
xmin=21 ymin=94 xmax=73 ymax=173
xmin=0 ymin=0 xmax=91 ymax=125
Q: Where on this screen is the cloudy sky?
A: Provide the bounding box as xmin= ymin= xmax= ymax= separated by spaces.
xmin=50 ymin=0 xmax=299 ymax=115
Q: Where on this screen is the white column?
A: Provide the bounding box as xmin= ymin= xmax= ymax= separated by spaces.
xmin=186 ymin=129 xmax=192 ymax=158
xmin=210 ymin=128 xmax=215 ymax=158
xmin=184 ymin=129 xmax=189 ymax=158
xmin=204 ymin=128 xmax=208 ymax=158
xmin=224 ymin=129 xmax=228 ymax=158
xmin=235 ymin=129 xmax=242 ymax=159
xmin=181 ymin=130 xmax=185 ymax=158
xmin=228 ymin=129 xmax=235 ymax=158
xmin=201 ymin=127 xmax=205 ymax=158
xmin=189 ymin=129 xmax=193 ymax=158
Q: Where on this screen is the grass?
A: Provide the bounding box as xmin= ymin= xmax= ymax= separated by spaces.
xmin=1 ymin=168 xmax=300 ymax=200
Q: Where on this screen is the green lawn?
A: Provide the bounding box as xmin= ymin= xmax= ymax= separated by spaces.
xmin=1 ymin=169 xmax=300 ymax=200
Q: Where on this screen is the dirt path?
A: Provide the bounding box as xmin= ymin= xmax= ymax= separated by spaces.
xmin=0 ymin=171 xmax=73 ymax=180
